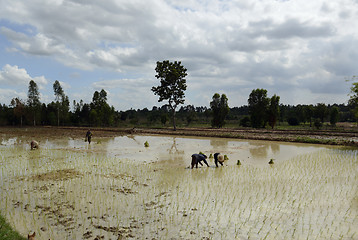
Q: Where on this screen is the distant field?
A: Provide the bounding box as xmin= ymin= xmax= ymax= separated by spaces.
xmin=1 ymin=125 xmax=358 ymax=147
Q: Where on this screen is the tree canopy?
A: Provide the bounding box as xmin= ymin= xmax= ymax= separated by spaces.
xmin=27 ymin=80 xmax=40 ymax=126
xmin=53 ymin=80 xmax=69 ymax=126
xmin=210 ymin=93 xmax=229 ymax=128
xmin=90 ymin=89 xmax=114 ymax=127
xmin=10 ymin=97 xmax=25 ymax=127
xmin=268 ymin=94 xmax=280 ymax=129
xmin=0 ymin=75 xmax=355 ymax=128
xmin=248 ymin=89 xmax=270 ymax=128
xmin=151 ymin=60 xmax=187 ymax=130
xmin=349 ymin=77 xmax=358 ymax=121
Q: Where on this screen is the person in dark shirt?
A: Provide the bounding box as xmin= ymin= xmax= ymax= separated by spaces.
xmin=85 ymin=129 xmax=92 ymax=144
xmin=191 ymin=153 xmax=210 ymax=168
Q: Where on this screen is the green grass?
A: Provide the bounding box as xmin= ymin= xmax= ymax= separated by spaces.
xmin=294 ymin=136 xmax=340 ymax=145
xmin=0 ymin=214 xmax=26 ymax=240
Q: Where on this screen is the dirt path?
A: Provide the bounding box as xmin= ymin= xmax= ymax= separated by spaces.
xmin=132 ymin=127 xmax=358 ymax=146
xmin=1 ymin=126 xmax=357 ymax=147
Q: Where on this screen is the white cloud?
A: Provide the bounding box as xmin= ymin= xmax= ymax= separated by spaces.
xmin=0 ymin=88 xmax=27 ymax=105
xmin=0 ymin=64 xmax=48 ymax=88
xmin=1 ymin=27 xmax=70 ymax=56
xmin=0 ymin=0 xmax=357 ymax=109
xmin=90 ymin=77 xmax=158 ymax=110
xmin=0 ymin=64 xmax=49 ymax=105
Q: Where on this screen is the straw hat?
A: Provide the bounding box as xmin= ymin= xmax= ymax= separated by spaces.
xmin=217 ymin=154 xmax=224 ymax=162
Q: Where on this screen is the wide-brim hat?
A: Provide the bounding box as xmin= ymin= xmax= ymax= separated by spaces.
xmin=218 ymin=154 xmax=224 ymax=162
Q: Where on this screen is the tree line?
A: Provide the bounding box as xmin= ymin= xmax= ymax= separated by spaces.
xmin=0 ymin=61 xmax=357 ymax=129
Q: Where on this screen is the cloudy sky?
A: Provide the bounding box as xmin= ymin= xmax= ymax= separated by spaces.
xmin=0 ymin=0 xmax=357 ymax=111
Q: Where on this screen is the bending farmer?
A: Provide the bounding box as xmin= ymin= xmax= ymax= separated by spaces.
xmin=214 ymin=153 xmax=225 ymax=167
xmin=191 ymin=153 xmax=210 ymax=169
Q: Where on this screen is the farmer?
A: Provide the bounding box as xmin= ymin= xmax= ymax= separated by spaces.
xmin=30 ymin=140 xmax=39 ymax=150
xmin=214 ymin=152 xmax=225 ymax=167
xmin=85 ymin=129 xmax=92 ymax=144
xmin=191 ymin=153 xmax=210 ymax=169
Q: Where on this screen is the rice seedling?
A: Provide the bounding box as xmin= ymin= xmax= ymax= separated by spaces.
xmin=1 ymin=136 xmax=358 ymax=239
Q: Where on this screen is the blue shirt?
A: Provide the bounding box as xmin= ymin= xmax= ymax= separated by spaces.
xmin=192 ymin=154 xmax=207 ymax=161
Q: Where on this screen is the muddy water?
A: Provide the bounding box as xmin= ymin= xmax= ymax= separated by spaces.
xmin=0 ymin=134 xmax=357 ymax=239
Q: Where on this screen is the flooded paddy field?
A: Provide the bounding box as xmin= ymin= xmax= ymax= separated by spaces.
xmin=0 ymin=133 xmax=358 ymax=239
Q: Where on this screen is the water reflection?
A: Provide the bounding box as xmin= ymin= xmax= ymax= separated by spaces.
xmin=126 ymin=135 xmax=140 ymax=144
xmin=1 ymin=137 xmax=18 ymax=146
xmin=169 ymin=137 xmax=184 ymax=155
xmin=4 ymin=134 xmax=333 ymax=167
xmin=210 ymin=138 xmax=228 ymax=149
xmin=247 ymin=142 xmax=281 ymax=159
xmin=270 ymin=143 xmax=280 ymax=154
xmin=249 ymin=143 xmax=269 ymax=159
xmin=0 ymin=138 xmax=356 ymax=240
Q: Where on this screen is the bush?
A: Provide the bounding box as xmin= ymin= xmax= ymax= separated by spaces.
xmin=287 ymin=117 xmax=299 ymax=126
xmin=314 ymin=119 xmax=322 ymax=130
xmin=239 ymin=116 xmax=251 ymax=127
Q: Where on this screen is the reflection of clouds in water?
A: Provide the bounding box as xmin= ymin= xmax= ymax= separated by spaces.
xmin=1 ymin=143 xmax=356 ymax=239
xmin=0 ymin=137 xmax=29 ymax=148
xmin=1 ymin=137 xmax=18 ymax=146
xmin=34 ymin=135 xmax=330 ymax=166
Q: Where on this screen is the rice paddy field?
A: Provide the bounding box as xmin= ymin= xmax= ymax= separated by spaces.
xmin=0 ymin=133 xmax=357 ymax=239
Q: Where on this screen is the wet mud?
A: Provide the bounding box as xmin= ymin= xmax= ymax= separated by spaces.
xmin=0 ymin=128 xmax=357 ymax=239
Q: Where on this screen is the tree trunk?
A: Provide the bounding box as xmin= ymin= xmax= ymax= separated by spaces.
xmin=57 ymin=106 xmax=60 ymax=126
xmin=172 ymin=109 xmax=176 ymax=131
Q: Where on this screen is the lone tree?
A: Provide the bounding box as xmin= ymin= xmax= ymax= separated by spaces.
xmin=210 ymin=93 xmax=229 ymax=128
xmin=152 ymin=60 xmax=187 ymax=131
xmin=27 ymin=80 xmax=41 ymax=126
